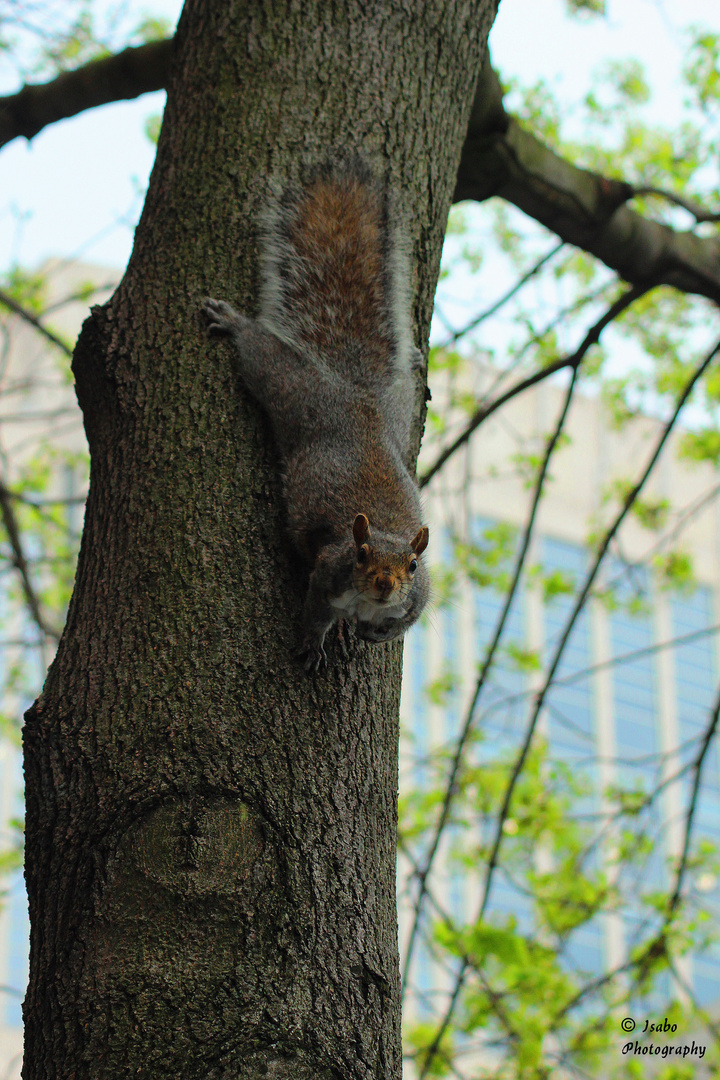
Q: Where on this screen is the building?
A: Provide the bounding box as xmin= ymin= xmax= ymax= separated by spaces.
xmin=399 ymin=373 xmax=720 ymax=1068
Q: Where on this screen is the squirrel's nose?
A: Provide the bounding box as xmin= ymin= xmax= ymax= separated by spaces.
xmin=375 ymin=572 xmax=395 ymax=597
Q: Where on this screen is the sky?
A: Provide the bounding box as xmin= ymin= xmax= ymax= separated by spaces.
xmin=0 ymin=0 xmax=718 ymax=272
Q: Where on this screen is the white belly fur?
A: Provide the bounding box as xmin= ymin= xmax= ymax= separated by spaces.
xmin=330 ymin=588 xmax=408 ymax=625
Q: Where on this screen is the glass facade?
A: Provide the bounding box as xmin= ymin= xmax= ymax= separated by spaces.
xmin=542 ymin=537 xmax=597 ymax=768
xmin=471 ymin=521 xmax=527 ymax=754
xmin=401 ymin=524 xmax=720 ymax=1016
xmin=671 ymin=587 xmax=720 ymax=1006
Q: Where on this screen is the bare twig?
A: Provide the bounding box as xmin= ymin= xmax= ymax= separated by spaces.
xmin=0 ymin=289 xmax=72 ymax=357
xmin=632 ymin=186 xmax=720 ymax=225
xmin=439 ymin=241 xmax=565 ymax=348
xmin=420 ymin=283 xmax=649 ymax=488
xmin=668 ymin=684 xmax=720 ymax=917
xmin=0 ymin=479 xmax=61 ymax=641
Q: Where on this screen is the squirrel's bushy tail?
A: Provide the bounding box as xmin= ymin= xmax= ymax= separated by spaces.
xmin=258 ymin=166 xmax=413 ymax=375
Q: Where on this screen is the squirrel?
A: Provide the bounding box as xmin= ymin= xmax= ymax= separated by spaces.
xmin=203 ymin=164 xmax=429 ymax=672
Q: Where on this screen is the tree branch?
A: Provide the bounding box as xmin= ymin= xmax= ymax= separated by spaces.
xmin=0 ymin=479 xmax=61 ymax=641
xmin=0 ymin=288 xmax=73 ymax=356
xmin=420 ymin=282 xmax=648 ymax=488
xmin=0 ymin=39 xmax=174 ymax=149
xmin=667 ymin=686 xmax=720 ymax=917
xmin=633 ymin=186 xmax=720 ymax=226
xmin=456 ymin=61 xmax=720 ymax=306
xmin=439 ymin=240 xmax=565 ymax=347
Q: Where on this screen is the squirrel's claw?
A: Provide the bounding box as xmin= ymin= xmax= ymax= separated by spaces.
xmin=336 ymin=620 xmax=351 ymax=661
xmin=297 ymin=639 xmax=327 ymax=674
xmin=202 ymin=297 xmax=240 ymax=335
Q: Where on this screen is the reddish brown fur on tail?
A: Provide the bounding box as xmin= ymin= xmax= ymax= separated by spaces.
xmin=285 ymin=175 xmax=396 ymax=364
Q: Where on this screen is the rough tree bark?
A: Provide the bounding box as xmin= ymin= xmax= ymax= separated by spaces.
xmin=22 ymin=2 xmax=498 ymax=1077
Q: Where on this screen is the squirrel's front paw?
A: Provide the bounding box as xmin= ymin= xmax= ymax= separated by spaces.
xmin=202 ymin=297 xmax=245 ymax=335
xmin=296 ymin=637 xmax=328 ymax=675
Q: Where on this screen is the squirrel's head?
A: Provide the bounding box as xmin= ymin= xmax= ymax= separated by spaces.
xmin=351 ymin=513 xmax=429 ymax=605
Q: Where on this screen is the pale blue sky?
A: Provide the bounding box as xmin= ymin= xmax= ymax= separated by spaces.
xmin=0 ymin=0 xmax=717 ymax=271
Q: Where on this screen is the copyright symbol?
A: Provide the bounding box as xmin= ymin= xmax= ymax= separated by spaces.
xmin=621 ymin=1018 xmax=635 ymax=1032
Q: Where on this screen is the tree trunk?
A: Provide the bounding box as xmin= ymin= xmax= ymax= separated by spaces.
xmin=22 ymin=2 xmax=497 ymax=1076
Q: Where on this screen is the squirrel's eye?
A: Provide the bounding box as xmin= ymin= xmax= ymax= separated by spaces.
xmin=357 ymin=545 xmax=369 ymax=566
xmin=409 ymin=558 xmax=418 ymax=573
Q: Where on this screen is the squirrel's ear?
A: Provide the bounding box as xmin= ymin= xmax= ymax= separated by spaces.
xmin=353 ymin=513 xmax=371 ymax=547
xmin=411 ymin=526 xmax=429 ymax=556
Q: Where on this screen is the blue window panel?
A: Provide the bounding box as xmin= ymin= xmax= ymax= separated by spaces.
xmin=548 ymin=704 xmax=597 ymax=749
xmin=675 ymin=680 xmax=718 ymax=712
xmin=487 ymin=877 xmax=533 ymax=927
xmin=613 ymin=718 xmax=657 ymax=745
xmin=692 ymin=804 xmax=720 ymax=839
xmin=615 ymin=706 xmax=655 ymax=736
xmin=472 ymin=590 xmax=528 ymax=747
xmin=611 ymin=629 xmax=653 ymax=655
xmin=410 ymin=620 xmax=428 ymax=709
xmin=443 ymin=604 xmax=462 ymax=740
xmin=615 ymin=690 xmax=656 ymax=713
xmin=615 ymin=731 xmax=656 ymax=758
xmin=609 ymin=607 xmax=657 ymax=761
xmin=540 ymin=538 xmax=600 ymax=798
xmin=607 ymin=571 xmax=666 ymax=893
xmin=447 ymin=871 xmax=465 ymax=925
xmin=547 ymin=712 xmax=595 ymax=743
xmin=432 ymin=529 xmax=464 ymax=741
xmin=543 ymin=622 xmax=590 ymax=657
xmin=676 ymin=672 xmax=715 ymax=700
xmin=551 ymin=685 xmax=593 ymax=713
xmin=671 ymin=589 xmax=720 ymax=795
xmin=676 ymin=639 xmax=716 ymax=662
xmin=613 ymin=666 xmax=658 ymax=692
xmin=542 ymin=536 xmax=587 ymax=576
xmin=675 ymin=587 xmax=713 ymax=619
xmin=701 ymin=768 xmax=720 ymax=797
xmin=475 ymin=595 xmax=526 ymax=659
xmin=692 ymin=956 xmax=720 ymax=1009
xmin=563 ymin=925 xmax=605 ymax=978
xmin=552 ymin=712 xmax=595 ymax=747
xmin=643 ymin=846 xmax=667 ymax=890
xmin=548 ymin=705 xmax=596 ymax=754
xmin=412 ymin=939 xmax=436 ymax=1020
xmin=406 ymin=621 xmax=431 ymax=787
xmin=614 ymin=675 xmax=656 ymax=696
xmin=676 ymin=634 xmax=715 ymax=658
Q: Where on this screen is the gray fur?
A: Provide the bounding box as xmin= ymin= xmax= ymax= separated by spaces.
xmin=202 ymin=167 xmax=429 ymax=672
